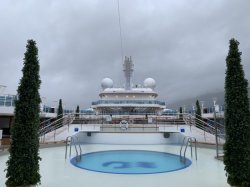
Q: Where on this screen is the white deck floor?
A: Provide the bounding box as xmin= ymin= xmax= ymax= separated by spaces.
xmin=0 ymin=144 xmax=229 ymax=187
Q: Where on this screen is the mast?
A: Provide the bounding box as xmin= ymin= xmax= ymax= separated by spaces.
xmin=123 ymin=56 xmax=134 ymax=90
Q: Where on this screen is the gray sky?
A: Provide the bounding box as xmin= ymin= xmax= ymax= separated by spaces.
xmin=0 ymin=0 xmax=250 ymax=109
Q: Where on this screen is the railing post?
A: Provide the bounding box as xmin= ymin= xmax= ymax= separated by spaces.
xmin=43 ymin=132 xmax=46 ymax=143
xmin=189 ymin=138 xmax=193 ymax=158
xmin=194 ymin=138 xmax=197 ymax=160
xmin=202 ymin=121 xmax=206 ymax=142
xmin=189 ymin=115 xmax=192 ymax=132
xmin=214 ymin=110 xmax=219 ymax=158
xmin=54 ymin=128 xmax=56 ymax=142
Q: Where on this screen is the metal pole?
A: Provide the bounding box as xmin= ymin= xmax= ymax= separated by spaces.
xmin=189 ymin=138 xmax=193 ymax=158
xmin=194 ymin=138 xmax=197 ymax=160
xmin=203 ymin=120 xmax=206 ymax=142
xmin=214 ymin=110 xmax=219 ymax=158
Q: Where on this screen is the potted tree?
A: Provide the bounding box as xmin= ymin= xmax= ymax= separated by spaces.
xmin=5 ymin=40 xmax=41 ymax=187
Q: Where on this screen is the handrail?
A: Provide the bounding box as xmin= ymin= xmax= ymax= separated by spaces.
xmin=194 ymin=113 xmax=225 ymax=133
xmin=39 ymin=113 xmax=62 ymax=127
xmin=180 ymin=136 xmax=197 ymax=163
xmin=39 ymin=113 xmax=67 ymax=130
xmin=65 ymin=136 xmax=73 ymax=159
xmin=182 ymin=113 xmax=225 ymax=140
xmin=65 ymin=136 xmax=82 ymax=162
xmin=39 ymin=113 xmax=75 ymax=143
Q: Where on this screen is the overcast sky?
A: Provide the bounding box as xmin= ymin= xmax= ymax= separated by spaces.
xmin=0 ymin=0 xmax=250 ymax=109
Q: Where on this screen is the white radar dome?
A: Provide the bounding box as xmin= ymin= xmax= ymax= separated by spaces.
xmin=101 ymin=78 xmax=113 ymax=90
xmin=144 ymin=78 xmax=156 ymax=89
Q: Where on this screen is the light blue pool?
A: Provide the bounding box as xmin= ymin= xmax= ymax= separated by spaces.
xmin=70 ymin=150 xmax=192 ymax=174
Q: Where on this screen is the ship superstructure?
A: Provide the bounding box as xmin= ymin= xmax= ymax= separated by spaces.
xmin=91 ymin=57 xmax=166 ymax=114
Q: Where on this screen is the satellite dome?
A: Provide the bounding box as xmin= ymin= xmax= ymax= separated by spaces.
xmin=144 ymin=78 xmax=156 ymax=89
xmin=101 ymin=78 xmax=113 ymax=90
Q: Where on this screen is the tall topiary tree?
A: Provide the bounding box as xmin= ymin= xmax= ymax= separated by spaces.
xmin=57 ymin=99 xmax=63 ymax=126
xmin=224 ymin=38 xmax=250 ymax=187
xmin=179 ymin=107 xmax=183 ymax=119
xmin=195 ymin=100 xmax=201 ymax=117
xmin=6 ymin=40 xmax=41 ymax=186
xmin=195 ymin=100 xmax=202 ymax=126
xmin=57 ymin=99 xmax=63 ymax=118
xmin=75 ymin=105 xmax=80 ymax=119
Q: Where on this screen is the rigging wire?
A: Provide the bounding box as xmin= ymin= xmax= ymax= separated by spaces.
xmin=117 ymin=0 xmax=124 ymax=63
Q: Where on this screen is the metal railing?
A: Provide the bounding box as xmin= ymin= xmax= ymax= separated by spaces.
xmin=72 ymin=113 xmax=186 ymax=125
xmin=180 ymin=136 xmax=197 ymax=163
xmin=182 ymin=113 xmax=225 ymax=140
xmin=38 ymin=112 xmax=225 ymax=147
xmin=38 ymin=112 xmax=225 ymax=140
xmin=182 ymin=112 xmax=225 ymax=157
xmin=65 ymin=136 xmax=82 ymax=162
xmin=39 ymin=113 xmax=74 ymax=143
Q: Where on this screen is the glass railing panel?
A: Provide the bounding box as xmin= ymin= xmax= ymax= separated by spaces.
xmin=91 ymin=100 xmax=166 ymax=106
xmin=0 ymin=100 xmax=4 ymax=106
xmin=0 ymin=95 xmax=16 ymax=107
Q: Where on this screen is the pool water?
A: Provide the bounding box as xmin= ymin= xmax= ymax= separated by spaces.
xmin=70 ymin=150 xmax=192 ymax=174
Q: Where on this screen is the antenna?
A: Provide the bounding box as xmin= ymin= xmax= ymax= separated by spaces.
xmin=117 ymin=0 xmax=124 ymax=63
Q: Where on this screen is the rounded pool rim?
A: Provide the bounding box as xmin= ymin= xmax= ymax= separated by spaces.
xmin=70 ymin=150 xmax=192 ymax=174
